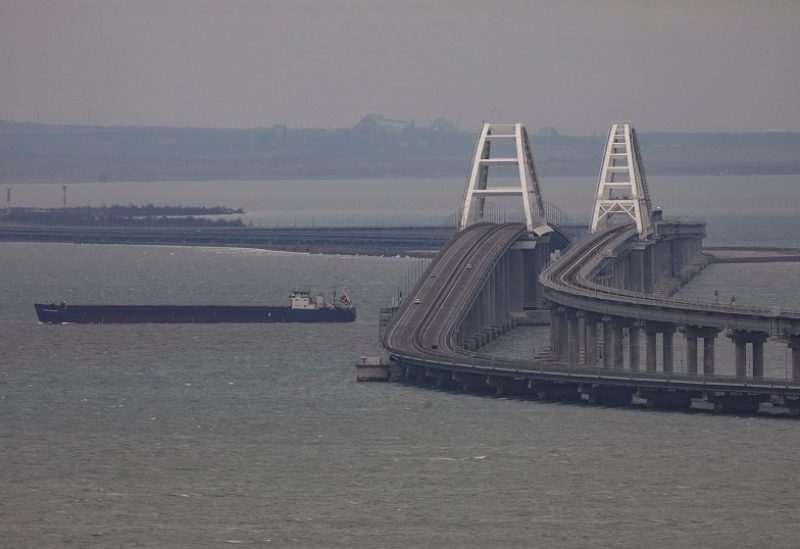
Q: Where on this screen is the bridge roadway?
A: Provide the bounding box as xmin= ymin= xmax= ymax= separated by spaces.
xmin=383 ymin=222 xmax=527 ymax=361
xmin=540 ymin=224 xmax=800 ymax=341
xmin=383 ymin=222 xmax=800 ymax=409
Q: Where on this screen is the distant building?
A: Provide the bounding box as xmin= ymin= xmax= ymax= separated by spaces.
xmin=428 ymin=117 xmax=459 ymax=132
xmin=354 ymin=114 xmax=414 ymax=134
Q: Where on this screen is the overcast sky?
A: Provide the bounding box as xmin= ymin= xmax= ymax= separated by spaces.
xmin=1 ymin=0 xmax=799 ymax=134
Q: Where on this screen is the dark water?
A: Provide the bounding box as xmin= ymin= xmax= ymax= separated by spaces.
xmin=3 ymin=176 xmax=800 ymax=547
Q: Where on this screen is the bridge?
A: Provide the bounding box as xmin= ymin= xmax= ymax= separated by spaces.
xmin=382 ymin=122 xmax=800 ymax=415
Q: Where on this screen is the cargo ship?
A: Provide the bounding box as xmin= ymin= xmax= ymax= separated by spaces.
xmin=35 ymin=290 xmax=356 ymax=324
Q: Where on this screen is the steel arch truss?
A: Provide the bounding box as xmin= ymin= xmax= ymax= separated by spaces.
xmin=590 ymin=122 xmax=654 ymax=239
xmin=460 ymin=122 xmax=545 ymax=233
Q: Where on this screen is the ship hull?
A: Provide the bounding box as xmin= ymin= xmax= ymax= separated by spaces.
xmin=34 ymin=303 xmax=356 ymax=324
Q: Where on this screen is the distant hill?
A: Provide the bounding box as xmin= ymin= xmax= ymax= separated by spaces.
xmin=2 ymin=118 xmax=800 ymax=183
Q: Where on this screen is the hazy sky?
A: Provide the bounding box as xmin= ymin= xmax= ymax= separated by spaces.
xmin=2 ymin=0 xmax=799 ymax=134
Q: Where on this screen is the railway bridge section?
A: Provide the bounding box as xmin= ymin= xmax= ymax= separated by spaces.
xmin=382 ymin=122 xmax=800 ymax=414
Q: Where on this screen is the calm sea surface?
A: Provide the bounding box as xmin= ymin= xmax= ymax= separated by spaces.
xmin=3 ymin=176 xmax=800 ymax=547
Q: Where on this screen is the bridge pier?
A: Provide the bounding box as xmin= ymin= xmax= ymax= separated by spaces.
xmin=550 ymin=308 xmax=567 ymax=362
xmin=644 ymin=322 xmax=676 ymax=373
xmin=790 ymin=336 xmax=800 ymax=382
xmin=567 ymin=309 xmax=581 ymax=365
xmin=645 ymin=329 xmax=657 ymax=372
xmin=602 ymin=316 xmax=614 ymax=368
xmin=686 ymin=333 xmax=698 ymax=375
xmin=629 ymin=323 xmax=641 ymax=371
xmin=613 ymin=321 xmax=625 ymax=370
xmin=703 ymin=332 xmax=718 ymax=376
xmin=683 ymin=326 xmax=721 ymax=376
xmin=728 ymin=330 xmax=769 ymax=379
xmin=663 ymin=329 xmax=675 ymax=373
xmin=583 ymin=313 xmax=599 ymax=366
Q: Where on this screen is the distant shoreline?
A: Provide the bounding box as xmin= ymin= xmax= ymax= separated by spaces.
xmin=3 ymin=120 xmax=800 ymax=183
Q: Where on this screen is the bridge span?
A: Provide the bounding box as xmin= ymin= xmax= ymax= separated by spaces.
xmin=383 ymin=221 xmax=800 ymax=415
xmin=382 ymin=120 xmax=800 ymax=415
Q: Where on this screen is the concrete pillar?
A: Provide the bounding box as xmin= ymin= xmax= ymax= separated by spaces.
xmin=686 ymin=336 xmax=698 ymax=376
xmin=729 ymin=330 xmax=769 ymax=380
xmin=703 ymin=336 xmax=716 ymax=376
xmin=662 ymin=330 xmax=674 ymax=373
xmin=613 ymin=322 xmax=624 ymax=370
xmin=551 ymin=308 xmax=571 ymax=363
xmin=585 ymin=317 xmax=598 ymax=366
xmin=602 ymin=316 xmax=613 ymax=369
xmin=735 ymin=340 xmax=747 ymax=379
xmin=685 ymin=326 xmax=720 ymax=376
xmin=567 ymin=310 xmax=580 ymax=365
xmin=646 ymin=330 xmax=657 ymax=372
xmin=629 ymin=325 xmax=641 ymax=371
xmin=753 ymin=340 xmax=764 ymax=380
xmin=791 ymin=336 xmax=800 ymax=383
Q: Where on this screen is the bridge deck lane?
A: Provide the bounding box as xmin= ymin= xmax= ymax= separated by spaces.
xmin=383 ymin=223 xmax=498 ymax=357
xmin=542 ymin=225 xmax=800 ymax=336
xmin=385 ymin=222 xmax=800 ymax=401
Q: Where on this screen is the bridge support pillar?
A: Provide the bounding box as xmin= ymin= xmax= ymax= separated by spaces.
xmin=686 ymin=336 xmax=698 ymax=376
xmin=790 ymin=336 xmax=800 ymax=383
xmin=663 ymin=329 xmax=675 ymax=373
xmin=683 ymin=326 xmax=720 ymax=376
xmin=613 ymin=321 xmax=624 ymax=370
xmin=584 ymin=314 xmax=599 ymax=366
xmin=704 ymin=334 xmax=717 ymax=376
xmin=550 ymin=308 xmax=567 ymax=362
xmin=728 ymin=330 xmax=769 ymax=380
xmin=602 ymin=316 xmax=614 ymax=368
xmin=645 ymin=322 xmax=675 ymax=373
xmin=645 ymin=330 xmax=657 ymax=372
xmin=567 ymin=310 xmax=580 ymax=365
xmin=752 ymin=340 xmax=765 ymax=380
xmin=735 ymin=339 xmax=747 ymax=378
xmin=629 ymin=324 xmax=641 ymax=371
